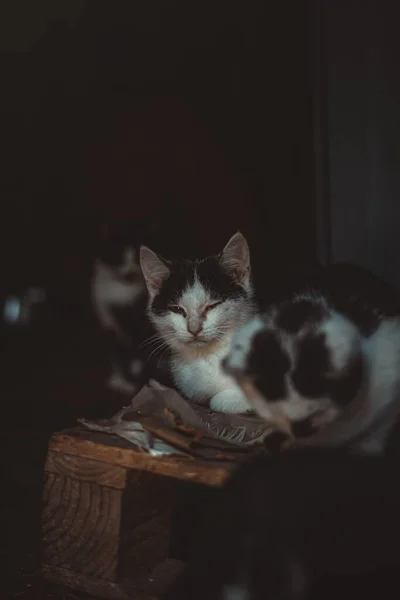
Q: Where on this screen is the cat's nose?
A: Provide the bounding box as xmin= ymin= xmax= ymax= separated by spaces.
xmin=187 ymin=320 xmax=203 ymax=336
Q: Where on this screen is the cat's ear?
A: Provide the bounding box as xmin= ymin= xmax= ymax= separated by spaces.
xmin=140 ymin=246 xmax=171 ymax=297
xmin=219 ymin=232 xmax=251 ymax=286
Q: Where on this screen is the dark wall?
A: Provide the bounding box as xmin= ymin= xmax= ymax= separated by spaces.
xmin=313 ymin=0 xmax=400 ymax=288
xmin=1 ymin=0 xmax=315 ymax=304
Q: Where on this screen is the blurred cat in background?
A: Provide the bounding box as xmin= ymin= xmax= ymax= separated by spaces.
xmin=91 ymin=220 xmax=171 ymax=395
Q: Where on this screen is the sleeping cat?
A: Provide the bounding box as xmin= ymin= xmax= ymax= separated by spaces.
xmin=139 ymin=232 xmax=257 ymax=413
xmin=222 ymin=263 xmax=400 ymax=454
xmin=91 ymin=221 xmax=171 ymax=395
xmin=164 ymin=448 xmax=400 ymax=600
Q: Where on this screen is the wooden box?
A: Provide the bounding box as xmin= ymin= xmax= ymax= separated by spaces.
xmin=42 ymin=427 xmax=232 ymax=599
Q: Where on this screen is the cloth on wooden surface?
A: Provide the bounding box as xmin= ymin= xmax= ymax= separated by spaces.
xmin=79 ymin=379 xmax=276 ymax=460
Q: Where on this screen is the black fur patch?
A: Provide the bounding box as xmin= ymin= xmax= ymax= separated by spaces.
xmin=263 ymin=431 xmax=289 ymax=454
xmin=248 ymin=330 xmax=290 ymax=401
xmin=123 ymin=271 xmax=142 ymax=283
xmin=292 ymin=333 xmax=364 ymax=408
xmin=98 ymin=241 xmax=135 ymax=268
xmin=292 ymin=333 xmax=331 ymax=398
xmin=291 ymin=416 xmax=319 ymax=438
xmin=328 ymin=353 xmax=364 ymax=408
xmin=276 ymin=299 xmax=326 ymax=334
xmin=291 ymin=263 xmax=400 ymax=338
xmin=151 ymin=257 xmax=247 ymax=315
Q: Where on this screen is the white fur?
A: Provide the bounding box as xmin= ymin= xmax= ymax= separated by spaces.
xmin=319 ymin=312 xmax=361 ymax=372
xmin=171 ymin=332 xmax=252 ymax=414
xmin=306 ymin=318 xmax=400 ymax=452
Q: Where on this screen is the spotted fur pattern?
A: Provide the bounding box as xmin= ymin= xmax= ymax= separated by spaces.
xmin=223 ymin=263 xmax=400 ymax=454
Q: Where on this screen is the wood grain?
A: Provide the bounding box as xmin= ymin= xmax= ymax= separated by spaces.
xmin=42 ymin=471 xmax=120 ymax=580
xmin=45 ymin=450 xmax=128 ymax=489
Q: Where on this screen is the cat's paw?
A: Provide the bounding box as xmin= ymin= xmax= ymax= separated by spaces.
xmin=210 ymin=389 xmax=252 ymax=414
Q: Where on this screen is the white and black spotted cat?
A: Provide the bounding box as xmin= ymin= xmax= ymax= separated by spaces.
xmin=91 ymin=222 xmax=171 ymax=395
xmin=140 ymin=232 xmax=257 ymax=413
xmin=223 ymin=263 xmax=400 ymax=454
xmin=164 ymin=448 xmax=400 ymax=600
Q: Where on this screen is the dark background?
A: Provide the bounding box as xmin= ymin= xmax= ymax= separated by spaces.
xmin=1 ymin=0 xmax=316 ymax=311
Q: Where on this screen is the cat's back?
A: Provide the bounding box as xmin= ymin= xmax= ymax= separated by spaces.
xmin=317 ymin=263 xmax=400 ymax=333
xmin=268 ymin=262 xmax=400 ymax=337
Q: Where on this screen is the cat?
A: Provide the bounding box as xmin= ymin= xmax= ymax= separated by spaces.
xmin=91 ymin=221 xmax=171 ymax=395
xmin=139 ymin=232 xmax=257 ymax=413
xmin=222 ymin=262 xmax=400 ymax=454
xmin=164 ymin=448 xmax=400 ymax=600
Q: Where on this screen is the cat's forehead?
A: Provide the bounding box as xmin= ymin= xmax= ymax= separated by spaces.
xmin=180 ymin=279 xmax=210 ymax=307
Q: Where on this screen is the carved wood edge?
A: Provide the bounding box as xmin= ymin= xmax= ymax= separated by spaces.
xmin=48 ymin=429 xmax=233 ymax=487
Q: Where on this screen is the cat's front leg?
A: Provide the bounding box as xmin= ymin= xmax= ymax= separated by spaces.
xmin=210 ymin=389 xmax=252 ymax=414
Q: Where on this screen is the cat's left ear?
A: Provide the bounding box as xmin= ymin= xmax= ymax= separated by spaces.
xmin=219 ymin=232 xmax=251 ymax=286
xmin=140 ymin=246 xmax=171 ymax=298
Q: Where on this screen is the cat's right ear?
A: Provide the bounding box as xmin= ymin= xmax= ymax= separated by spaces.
xmin=140 ymin=246 xmax=171 ymax=298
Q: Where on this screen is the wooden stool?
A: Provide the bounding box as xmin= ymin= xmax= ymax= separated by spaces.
xmin=42 ymin=427 xmax=233 ymax=599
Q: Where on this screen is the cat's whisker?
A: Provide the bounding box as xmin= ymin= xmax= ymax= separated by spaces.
xmin=140 ymin=332 xmax=177 ymax=352
xmin=157 ymin=345 xmax=171 ymax=368
xmin=147 ymin=341 xmax=169 ymax=361
xmin=139 ymin=334 xmax=165 ymax=349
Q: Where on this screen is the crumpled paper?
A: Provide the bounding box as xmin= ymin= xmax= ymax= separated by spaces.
xmin=79 ymin=380 xmax=276 ymax=459
xmin=79 ymin=407 xmax=178 ymax=457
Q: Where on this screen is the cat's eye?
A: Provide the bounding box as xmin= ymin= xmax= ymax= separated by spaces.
xmin=206 ymin=301 xmax=223 ymax=311
xmin=170 ymin=305 xmax=187 ymax=317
